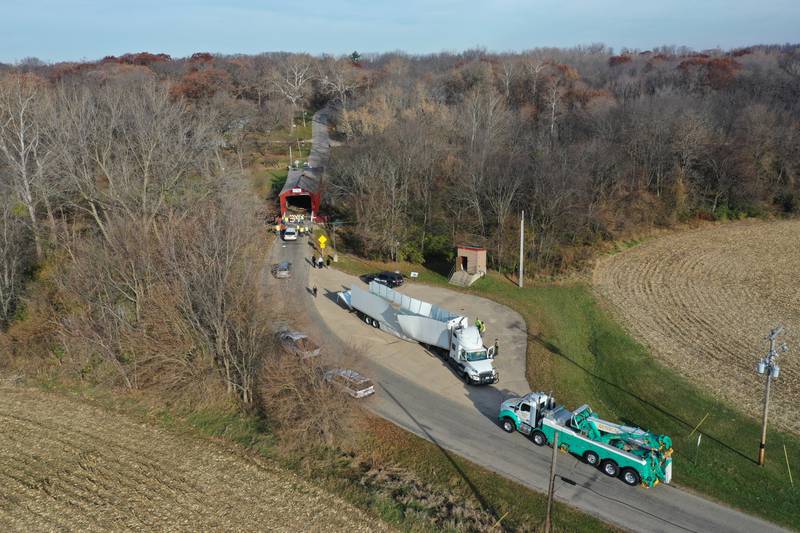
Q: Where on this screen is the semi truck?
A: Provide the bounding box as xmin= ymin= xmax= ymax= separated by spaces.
xmin=499 ymin=392 xmax=673 ymax=487
xmin=338 ymin=282 xmax=498 ymax=385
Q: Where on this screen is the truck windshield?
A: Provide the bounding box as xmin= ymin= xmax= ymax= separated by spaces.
xmin=464 ymin=350 xmax=488 ymax=361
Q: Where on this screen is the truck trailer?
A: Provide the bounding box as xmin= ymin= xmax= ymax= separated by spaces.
xmin=338 ymin=282 xmax=498 ymax=384
xmin=499 ymin=392 xmax=672 ymax=487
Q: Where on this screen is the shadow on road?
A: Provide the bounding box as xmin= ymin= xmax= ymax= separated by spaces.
xmin=464 ymin=384 xmax=521 ymax=429
xmin=380 ymin=385 xmax=501 ymax=522
xmin=531 ymin=333 xmax=757 ymax=465
xmin=420 ymin=345 xmax=487 ymax=385
xmin=323 ymin=288 xmax=342 ymax=306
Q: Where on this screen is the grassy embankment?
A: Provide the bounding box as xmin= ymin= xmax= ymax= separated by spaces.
xmin=51 ymin=384 xmax=613 ymax=533
xmin=331 ymin=254 xmax=800 ymax=530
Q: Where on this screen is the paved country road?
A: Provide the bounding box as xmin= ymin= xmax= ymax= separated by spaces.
xmin=265 ymin=109 xmax=790 ymax=533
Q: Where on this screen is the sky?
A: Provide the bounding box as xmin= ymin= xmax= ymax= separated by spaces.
xmin=2 ymin=0 xmax=799 ymax=63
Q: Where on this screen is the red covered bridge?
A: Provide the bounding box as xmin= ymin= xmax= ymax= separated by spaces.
xmin=279 ymin=168 xmax=322 ymax=222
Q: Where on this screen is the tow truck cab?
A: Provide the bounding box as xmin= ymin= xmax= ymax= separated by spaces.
xmin=500 ymin=392 xmax=560 ymax=434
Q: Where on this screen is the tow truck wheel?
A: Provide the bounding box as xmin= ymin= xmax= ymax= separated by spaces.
xmin=363 ymin=315 xmax=372 ymax=326
xmin=371 ymin=319 xmax=379 ymax=329
xmin=601 ymin=459 xmax=619 ymax=478
xmin=583 ymin=451 xmax=600 ymax=466
xmin=462 ymin=371 xmax=472 ymax=385
xmin=621 ymin=468 xmax=641 ymax=486
xmin=531 ymin=430 xmax=547 ymax=447
xmin=501 ymin=418 xmax=515 ymax=433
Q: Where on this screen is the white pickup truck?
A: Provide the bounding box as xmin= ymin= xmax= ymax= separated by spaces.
xmin=338 ymin=282 xmax=498 ymax=385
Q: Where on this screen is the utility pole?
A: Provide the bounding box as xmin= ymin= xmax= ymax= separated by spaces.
xmin=326 ymin=221 xmax=346 ymax=262
xmin=518 ymin=210 xmax=524 ymax=288
xmin=756 ymin=326 xmax=787 ymax=466
xmin=544 ymin=431 xmax=559 ymax=533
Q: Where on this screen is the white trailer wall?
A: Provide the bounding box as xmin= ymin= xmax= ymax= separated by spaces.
xmin=348 ymin=283 xmax=466 ymax=350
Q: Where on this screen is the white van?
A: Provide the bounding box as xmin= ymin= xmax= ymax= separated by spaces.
xmin=282 ymin=226 xmax=298 ymax=241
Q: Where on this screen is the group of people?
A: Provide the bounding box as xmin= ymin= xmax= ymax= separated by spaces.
xmin=310 ymin=253 xmax=330 ymax=269
xmin=272 ymin=215 xmax=310 ymax=235
xmin=310 ymin=252 xmax=329 ymax=299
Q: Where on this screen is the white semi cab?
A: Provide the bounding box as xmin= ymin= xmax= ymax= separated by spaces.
xmin=338 ymin=282 xmax=498 ymax=385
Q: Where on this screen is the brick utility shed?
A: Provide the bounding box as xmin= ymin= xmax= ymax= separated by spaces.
xmin=449 ymin=245 xmax=487 ymax=287
xmin=457 ymin=246 xmax=487 ymax=275
xmin=279 ymin=168 xmax=322 ymax=221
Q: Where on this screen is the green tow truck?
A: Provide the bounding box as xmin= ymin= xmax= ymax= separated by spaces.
xmin=499 ymin=392 xmax=673 ymax=487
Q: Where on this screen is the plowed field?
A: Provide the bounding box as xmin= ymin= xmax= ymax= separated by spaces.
xmin=0 ymin=386 xmax=387 ymax=532
xmin=593 ymin=220 xmax=800 ymax=433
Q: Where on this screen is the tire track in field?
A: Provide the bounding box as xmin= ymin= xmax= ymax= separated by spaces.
xmin=0 ymin=411 xmax=207 ymax=525
xmin=0 ymin=387 xmax=390 ymax=532
xmin=593 ymin=219 xmax=800 ymax=433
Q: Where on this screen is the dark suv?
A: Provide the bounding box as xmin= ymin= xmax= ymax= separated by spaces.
xmin=364 ymin=271 xmax=404 ymax=288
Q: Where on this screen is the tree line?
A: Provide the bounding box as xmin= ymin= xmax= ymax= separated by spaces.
xmin=325 ymin=45 xmax=800 ymax=273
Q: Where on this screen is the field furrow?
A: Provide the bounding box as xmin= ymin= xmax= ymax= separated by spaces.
xmin=593 ymin=219 xmax=800 ymax=432
xmin=0 ymin=387 xmax=388 ymax=532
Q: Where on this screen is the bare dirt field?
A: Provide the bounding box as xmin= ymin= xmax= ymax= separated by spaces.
xmin=0 ymin=386 xmax=388 ymax=532
xmin=593 ymin=219 xmax=800 ymax=433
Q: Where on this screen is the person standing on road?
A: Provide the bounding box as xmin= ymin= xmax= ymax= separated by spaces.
xmin=312 ymin=253 xmax=316 ymax=267
xmin=475 ymin=317 xmax=486 ymax=334
xmin=494 ymin=338 xmax=499 ymax=357
xmin=312 ymin=285 xmax=318 ymax=298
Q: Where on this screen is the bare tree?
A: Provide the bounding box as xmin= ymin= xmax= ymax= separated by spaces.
xmin=457 ymin=85 xmax=509 ymax=237
xmin=270 ymin=55 xmax=314 ymax=127
xmin=258 ymin=349 xmax=358 ymax=448
xmin=0 ymin=190 xmax=32 ymax=325
xmin=318 ymin=57 xmax=360 ymax=109
xmin=0 ymin=74 xmax=54 ymax=259
xmin=484 ymin=150 xmax=524 ymax=269
xmin=329 ymin=147 xmax=409 ymax=259
xmin=525 ymin=58 xmax=546 ymax=104
xmin=53 ymin=79 xmax=220 ymax=244
xmin=500 ymin=59 xmax=517 ymax=101
xmin=164 ymin=187 xmax=265 ymax=405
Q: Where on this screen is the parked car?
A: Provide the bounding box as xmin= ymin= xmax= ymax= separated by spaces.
xmin=271 ymin=261 xmax=292 ymax=279
xmin=323 ymin=368 xmax=375 ymax=399
xmin=282 ymin=226 xmax=298 ymax=241
xmin=363 ymin=271 xmax=404 ymax=288
xmin=276 ymin=330 xmax=321 ymax=359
